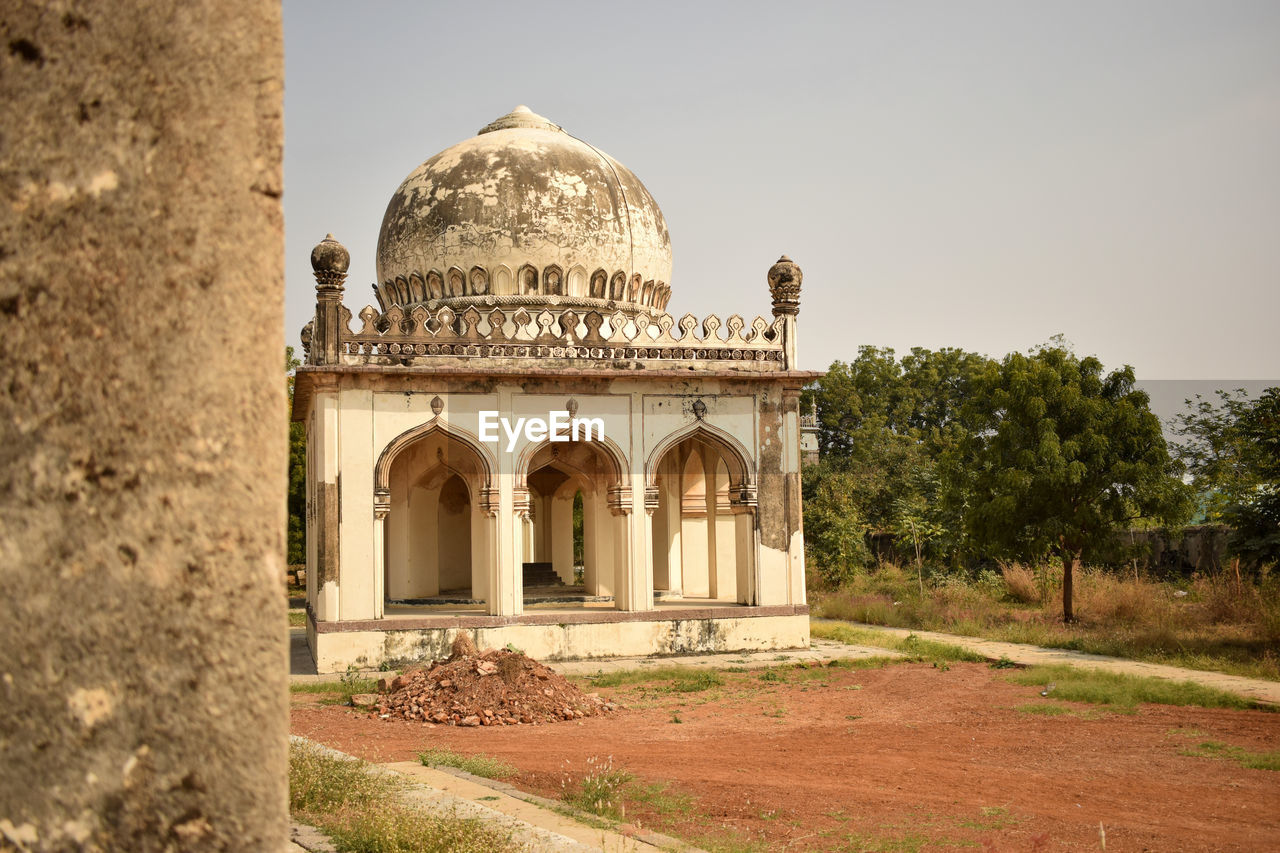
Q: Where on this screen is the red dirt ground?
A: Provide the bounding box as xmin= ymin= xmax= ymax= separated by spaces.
xmin=291 ymin=660 xmax=1280 ymax=852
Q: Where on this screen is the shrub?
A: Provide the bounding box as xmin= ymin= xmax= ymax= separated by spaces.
xmin=1001 ymin=563 xmax=1040 ymax=604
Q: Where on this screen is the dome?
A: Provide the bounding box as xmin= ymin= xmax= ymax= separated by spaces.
xmin=375 ymin=106 xmax=672 ymax=315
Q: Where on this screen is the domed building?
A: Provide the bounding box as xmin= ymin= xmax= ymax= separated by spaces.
xmin=292 ymin=106 xmax=815 ymax=672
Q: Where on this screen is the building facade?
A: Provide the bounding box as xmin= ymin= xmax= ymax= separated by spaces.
xmin=293 ymin=107 xmax=816 ymax=672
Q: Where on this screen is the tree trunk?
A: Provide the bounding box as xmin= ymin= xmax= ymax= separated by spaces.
xmin=1061 ymin=550 xmax=1077 ymax=623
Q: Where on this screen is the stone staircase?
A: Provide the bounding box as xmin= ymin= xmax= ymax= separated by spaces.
xmin=522 ymin=561 xmax=564 ymax=589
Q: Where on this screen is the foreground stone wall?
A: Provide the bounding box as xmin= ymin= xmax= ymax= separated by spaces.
xmin=0 ymin=2 xmax=287 ymax=849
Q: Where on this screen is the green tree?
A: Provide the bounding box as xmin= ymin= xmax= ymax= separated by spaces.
xmin=803 ymin=346 xmax=990 ymax=576
xmin=1174 ymin=387 xmax=1280 ymax=564
xmin=286 ymin=346 xmax=307 ymax=565
xmin=801 ymin=461 xmax=873 ymax=585
xmin=958 ymin=342 xmax=1191 ymax=621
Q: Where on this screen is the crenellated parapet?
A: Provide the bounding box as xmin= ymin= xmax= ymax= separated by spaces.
xmin=304 ymin=302 xmax=788 ymax=371
xmin=304 ymin=235 xmax=801 ymax=373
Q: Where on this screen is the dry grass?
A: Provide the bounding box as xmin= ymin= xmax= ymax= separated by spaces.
xmin=290 ymin=740 xmax=522 ymax=852
xmin=812 ymin=563 xmax=1280 ymax=680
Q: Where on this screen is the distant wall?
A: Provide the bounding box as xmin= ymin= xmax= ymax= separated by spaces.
xmin=0 ymin=2 xmax=287 ymax=848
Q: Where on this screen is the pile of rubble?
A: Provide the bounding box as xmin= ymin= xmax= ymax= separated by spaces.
xmin=354 ymin=635 xmax=619 ymax=726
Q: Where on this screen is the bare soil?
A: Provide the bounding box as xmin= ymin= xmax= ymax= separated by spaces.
xmin=291 ymin=660 xmax=1280 ymax=852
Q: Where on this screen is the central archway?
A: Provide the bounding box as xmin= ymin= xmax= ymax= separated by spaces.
xmin=520 ymin=439 xmax=627 ymax=601
xmin=378 ymin=421 xmax=494 ymax=605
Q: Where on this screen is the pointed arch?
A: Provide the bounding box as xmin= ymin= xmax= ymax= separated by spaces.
xmin=543 ymin=264 xmax=564 ymax=296
xmin=590 ymin=269 xmax=608 ymax=299
xmin=515 ymin=432 xmax=628 ymax=490
xmin=645 ymin=420 xmax=755 ymax=491
xmin=519 ymin=264 xmax=540 ymax=295
xmin=375 ymin=418 xmax=495 ymax=495
xmin=426 ymin=270 xmax=444 ymax=301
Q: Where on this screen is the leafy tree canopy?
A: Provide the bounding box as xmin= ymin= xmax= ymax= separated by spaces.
xmin=957 ymin=342 xmax=1191 ymax=619
xmin=1173 ymin=387 xmax=1280 ymax=564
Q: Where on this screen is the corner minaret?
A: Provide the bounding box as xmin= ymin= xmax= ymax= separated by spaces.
xmin=768 ymin=254 xmax=802 ymax=368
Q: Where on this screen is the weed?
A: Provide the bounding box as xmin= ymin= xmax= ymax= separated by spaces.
xmin=1178 ymin=740 xmax=1280 ymax=771
xmin=670 ymin=711 xmax=682 ymax=724
xmin=758 ymin=669 xmax=782 ymax=682
xmin=1015 ymin=703 xmax=1073 ymax=716
xmin=560 ymin=756 xmax=633 ymax=820
xmin=990 ymin=656 xmax=1018 ymax=669
xmin=588 ymin=665 xmax=723 ymax=692
xmin=418 ymin=748 xmax=516 ymax=780
xmin=289 ymin=740 xmax=520 ymax=852
xmin=290 ymin=678 xmax=377 ymax=705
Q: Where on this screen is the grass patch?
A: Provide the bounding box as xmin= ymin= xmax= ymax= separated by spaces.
xmin=289 ymin=740 xmax=520 ymax=852
xmin=419 ymin=748 xmax=516 ymax=780
xmin=1004 ymin=664 xmax=1261 ymax=710
xmin=627 ymin=779 xmax=695 ymax=818
xmin=834 ymin=832 xmax=930 ymax=852
xmin=288 ymin=610 xmax=307 ymax=627
xmin=585 ymin=665 xmax=724 ymax=692
xmin=1179 ymin=740 xmax=1280 ymax=771
xmin=289 ymin=678 xmax=378 ymax=705
xmin=1014 ymin=703 xmax=1074 ymax=716
xmin=814 ymin=621 xmax=985 ymax=663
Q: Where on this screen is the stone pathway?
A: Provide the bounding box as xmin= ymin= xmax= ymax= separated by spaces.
xmin=290 ymin=736 xmax=691 ymax=852
xmin=815 ymin=620 xmax=1280 ymax=706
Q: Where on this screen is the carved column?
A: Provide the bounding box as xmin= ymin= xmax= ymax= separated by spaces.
xmin=372 ymin=493 xmax=390 ymax=619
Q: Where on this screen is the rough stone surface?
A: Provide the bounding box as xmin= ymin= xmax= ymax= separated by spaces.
xmin=0 ymin=2 xmax=287 ymax=849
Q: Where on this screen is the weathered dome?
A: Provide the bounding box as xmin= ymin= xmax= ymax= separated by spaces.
xmin=375 ymin=106 xmax=672 ymax=315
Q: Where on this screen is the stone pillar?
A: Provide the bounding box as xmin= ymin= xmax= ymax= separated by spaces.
xmin=733 ymin=498 xmax=760 ymax=605
xmin=782 ymin=388 xmax=807 ymax=606
xmin=373 ymin=498 xmax=389 ymax=619
xmin=0 ymin=2 xmax=287 ymax=849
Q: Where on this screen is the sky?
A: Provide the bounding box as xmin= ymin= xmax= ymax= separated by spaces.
xmin=282 ymin=0 xmax=1279 ymax=385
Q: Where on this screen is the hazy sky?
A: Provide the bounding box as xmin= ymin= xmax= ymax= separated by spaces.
xmin=283 ymin=0 xmax=1279 ymax=380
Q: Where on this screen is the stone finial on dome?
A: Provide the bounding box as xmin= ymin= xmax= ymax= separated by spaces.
xmin=768 ymin=255 xmax=802 ymax=317
xmin=478 ymin=105 xmax=562 ymax=135
xmin=311 ymin=234 xmax=350 ymax=290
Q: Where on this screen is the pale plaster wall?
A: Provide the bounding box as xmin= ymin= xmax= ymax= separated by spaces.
xmin=312 ymin=614 xmax=811 ymax=672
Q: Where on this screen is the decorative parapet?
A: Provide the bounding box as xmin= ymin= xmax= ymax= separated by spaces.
xmin=304 ymin=302 xmax=790 ymax=371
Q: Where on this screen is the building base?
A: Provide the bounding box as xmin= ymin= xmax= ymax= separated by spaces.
xmin=305 ymin=605 xmax=810 ymax=673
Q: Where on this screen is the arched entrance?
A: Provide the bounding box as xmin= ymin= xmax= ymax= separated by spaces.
xmin=649 ymin=427 xmax=757 ymax=604
xmin=379 ymin=423 xmax=493 ymax=605
xmin=521 ymin=439 xmax=626 ymax=600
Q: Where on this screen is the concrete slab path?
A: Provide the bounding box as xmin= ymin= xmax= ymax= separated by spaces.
xmin=291 ymin=736 xmax=693 ymax=852
xmin=815 ymin=620 xmax=1280 ymax=706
